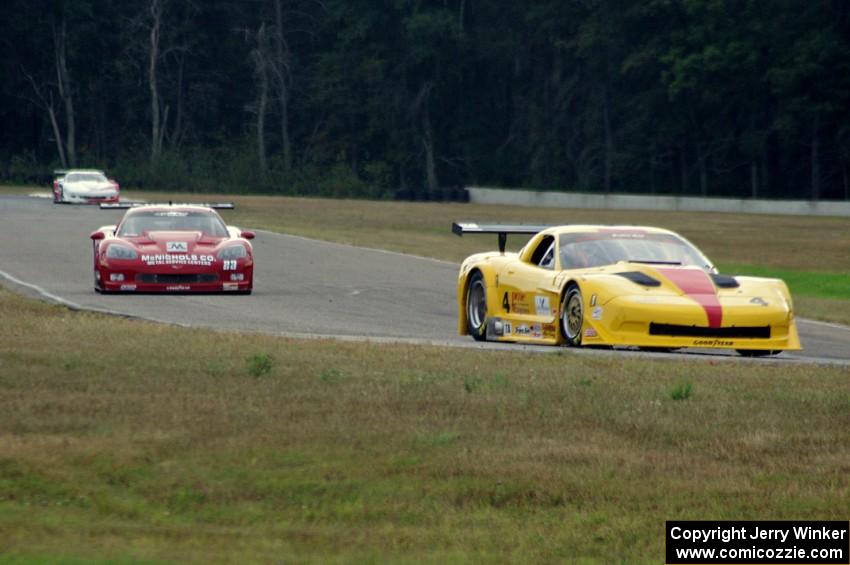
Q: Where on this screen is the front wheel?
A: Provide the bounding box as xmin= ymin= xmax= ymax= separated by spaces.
xmin=466 ymin=271 xmax=487 ymax=341
xmin=560 ymin=285 xmax=584 ymax=346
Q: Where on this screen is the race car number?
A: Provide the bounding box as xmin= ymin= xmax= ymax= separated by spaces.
xmin=223 ymin=260 xmax=237 ymax=270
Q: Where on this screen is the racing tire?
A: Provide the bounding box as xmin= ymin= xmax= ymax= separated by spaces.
xmin=736 ymin=349 xmax=780 ymax=357
xmin=560 ymin=284 xmax=584 ymax=347
xmin=465 ymin=271 xmax=488 ymax=341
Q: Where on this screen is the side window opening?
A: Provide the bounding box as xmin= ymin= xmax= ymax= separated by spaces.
xmin=529 ymin=235 xmax=555 ymax=269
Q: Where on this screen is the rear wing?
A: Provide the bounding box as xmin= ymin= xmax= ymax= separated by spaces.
xmin=53 ymin=169 xmax=105 ymax=176
xmin=452 ymin=222 xmax=550 ymax=253
xmin=100 ymin=202 xmax=235 ymax=210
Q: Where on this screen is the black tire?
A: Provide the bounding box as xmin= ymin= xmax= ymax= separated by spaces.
xmin=736 ymin=349 xmax=780 ymax=357
xmin=465 ymin=271 xmax=488 ymax=341
xmin=560 ymin=285 xmax=584 ymax=346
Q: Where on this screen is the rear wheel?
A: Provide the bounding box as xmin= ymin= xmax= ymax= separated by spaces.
xmin=466 ymin=271 xmax=487 ymax=341
xmin=560 ymin=285 xmax=584 ymax=346
xmin=736 ymin=349 xmax=780 ymax=357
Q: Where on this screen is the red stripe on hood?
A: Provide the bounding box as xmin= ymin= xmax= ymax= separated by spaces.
xmin=657 ymin=268 xmax=722 ymax=328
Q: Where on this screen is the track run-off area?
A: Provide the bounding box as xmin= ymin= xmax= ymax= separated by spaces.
xmin=1 ymin=194 xmax=849 ymax=365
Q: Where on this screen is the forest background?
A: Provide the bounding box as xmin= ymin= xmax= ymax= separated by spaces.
xmin=1 ymin=0 xmax=849 ymax=201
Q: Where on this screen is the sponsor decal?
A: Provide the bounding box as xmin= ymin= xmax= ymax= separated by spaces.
xmin=591 ymin=306 xmax=603 ymax=320
xmin=657 ymin=268 xmax=722 ymax=328
xmin=610 ymin=233 xmax=645 ymax=239
xmin=693 ymin=339 xmax=733 ymax=347
xmin=600 ymin=228 xmax=647 ymax=238
xmin=141 ymin=254 xmax=214 ymax=267
xmin=515 ymin=324 xmax=531 ymax=336
xmin=584 ymin=327 xmax=598 ymax=338
xmin=229 ymin=273 xmax=244 ymax=281
xmin=119 ymin=284 xmax=137 ymax=291
xmin=590 ymin=294 xmax=597 ymax=307
xmin=542 ymin=323 xmax=557 ymax=339
xmin=166 ymin=285 xmax=191 ymax=291
xmin=750 ymin=296 xmax=769 ymax=306
xmin=511 ymin=292 xmax=530 ymax=315
xmin=534 ymin=295 xmax=550 ymax=316
xmin=503 ymin=322 xmax=512 ymax=335
xmin=222 ymin=283 xmax=239 ymax=291
xmin=155 ymin=211 xmax=188 ymax=217
xmin=167 ymin=241 xmax=189 ymax=253
xmin=531 ymin=324 xmax=542 ymax=338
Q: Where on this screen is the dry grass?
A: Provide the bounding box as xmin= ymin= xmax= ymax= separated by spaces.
xmin=1 ymin=287 xmax=849 ymax=563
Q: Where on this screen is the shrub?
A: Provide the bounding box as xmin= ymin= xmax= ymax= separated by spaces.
xmin=246 ymin=353 xmax=274 ymax=378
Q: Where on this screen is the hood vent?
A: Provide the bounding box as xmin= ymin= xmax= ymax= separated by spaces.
xmin=616 ymin=271 xmax=661 ymax=287
xmin=711 ymin=274 xmax=740 ymax=288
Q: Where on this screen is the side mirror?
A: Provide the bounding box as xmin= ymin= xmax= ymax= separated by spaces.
xmin=240 ymin=230 xmax=256 ymax=240
xmin=90 ymin=231 xmax=105 ymax=240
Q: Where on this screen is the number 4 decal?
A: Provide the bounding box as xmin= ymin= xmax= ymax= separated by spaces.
xmin=502 ymin=292 xmax=510 ymax=313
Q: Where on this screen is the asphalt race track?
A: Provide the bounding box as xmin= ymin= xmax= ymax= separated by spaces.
xmin=2 ymin=194 xmax=849 ymax=365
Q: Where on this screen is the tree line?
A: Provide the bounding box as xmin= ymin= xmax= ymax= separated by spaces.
xmin=1 ymin=0 xmax=849 ymax=200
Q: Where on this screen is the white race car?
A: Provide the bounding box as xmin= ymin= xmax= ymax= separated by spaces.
xmin=53 ymin=169 xmax=120 ymax=204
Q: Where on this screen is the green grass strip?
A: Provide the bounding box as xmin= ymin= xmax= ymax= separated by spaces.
xmin=719 ymin=264 xmax=850 ymax=301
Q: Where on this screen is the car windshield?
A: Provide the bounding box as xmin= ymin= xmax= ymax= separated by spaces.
xmin=117 ymin=210 xmax=229 ymax=237
xmin=66 ymin=172 xmax=107 ymax=183
xmin=558 ymin=231 xmax=712 ymax=271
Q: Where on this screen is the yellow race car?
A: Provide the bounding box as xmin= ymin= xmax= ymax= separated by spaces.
xmin=454 ymin=223 xmax=800 ymax=356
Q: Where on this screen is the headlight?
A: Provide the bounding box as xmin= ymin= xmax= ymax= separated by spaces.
xmin=105 ymin=244 xmax=137 ymax=259
xmin=218 ymin=245 xmax=247 ymax=260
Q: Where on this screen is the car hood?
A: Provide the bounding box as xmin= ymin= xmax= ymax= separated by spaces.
xmin=576 ymin=264 xmax=789 ymax=328
xmin=122 ymin=231 xmax=229 ymax=254
xmin=65 ymin=181 xmax=116 ymax=193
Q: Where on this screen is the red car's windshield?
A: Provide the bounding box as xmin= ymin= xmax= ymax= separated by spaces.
xmin=117 ymin=210 xmax=229 ymax=237
xmin=558 ymin=231 xmax=712 ymax=271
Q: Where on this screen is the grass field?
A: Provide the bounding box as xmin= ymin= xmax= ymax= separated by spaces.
xmin=1 ymin=286 xmax=849 ymax=563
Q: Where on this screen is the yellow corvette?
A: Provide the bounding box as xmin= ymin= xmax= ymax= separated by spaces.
xmin=453 ymin=223 xmax=800 ymax=356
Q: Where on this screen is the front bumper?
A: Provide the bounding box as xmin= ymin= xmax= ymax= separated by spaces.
xmin=64 ymin=190 xmax=119 ymax=204
xmin=582 ymin=295 xmax=801 ymax=351
xmin=96 ymin=263 xmax=253 ymax=293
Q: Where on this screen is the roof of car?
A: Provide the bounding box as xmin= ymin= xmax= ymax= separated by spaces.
xmin=539 ymin=225 xmax=679 ymax=237
xmin=123 ymin=204 xmax=218 ymax=214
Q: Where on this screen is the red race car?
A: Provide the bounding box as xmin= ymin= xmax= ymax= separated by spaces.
xmin=90 ymin=203 xmax=254 ymax=293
